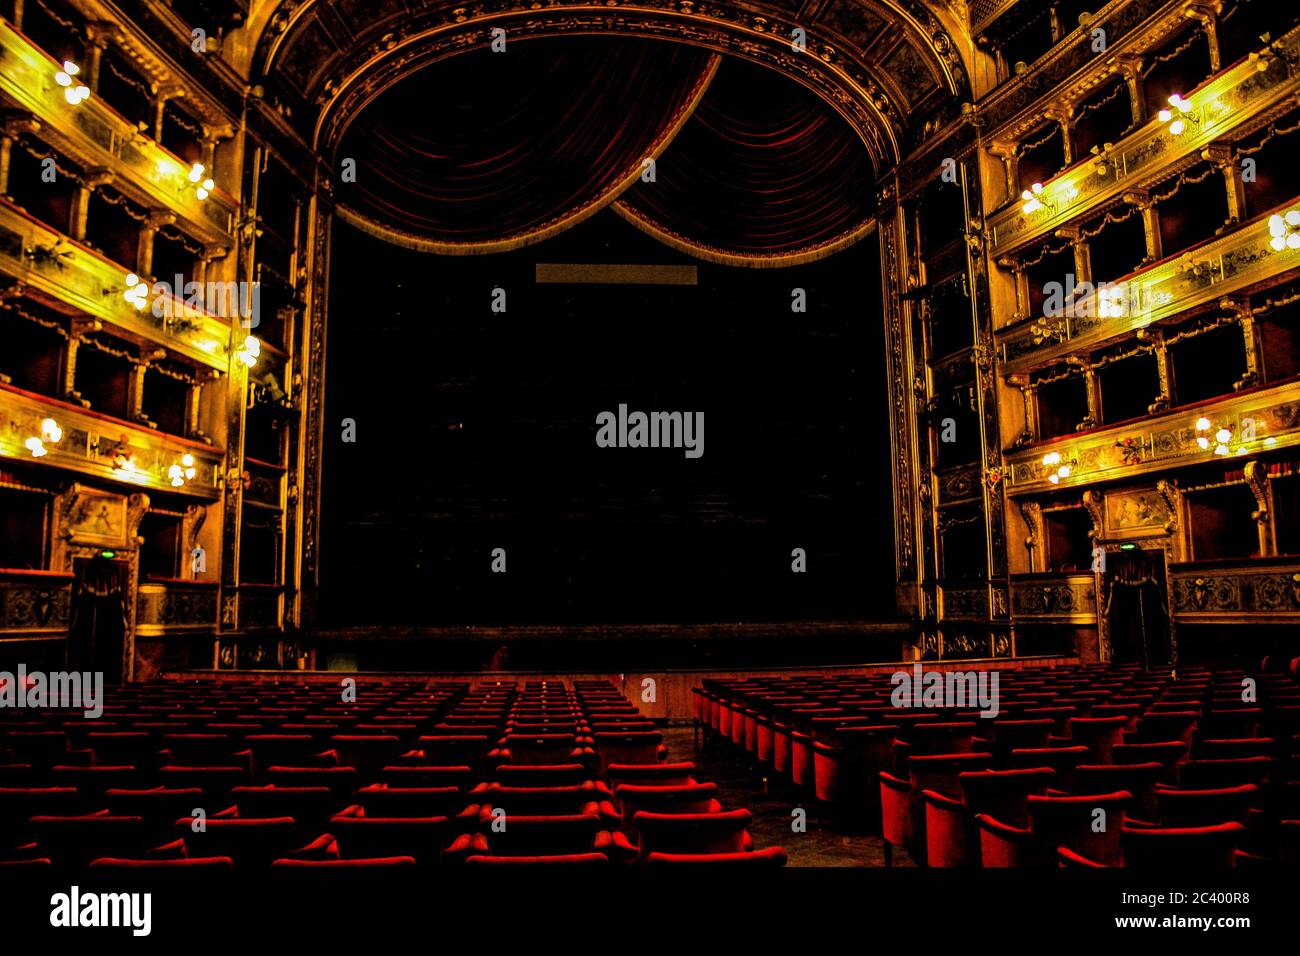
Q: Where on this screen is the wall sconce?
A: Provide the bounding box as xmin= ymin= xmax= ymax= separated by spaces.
xmin=120 ymin=273 xmax=150 ymax=310
xmin=167 ymin=453 xmax=197 ymax=487
xmin=55 ymin=61 xmax=90 ymax=105
xmin=1194 ymin=416 xmax=1272 ymax=456
xmin=1090 ymin=142 xmax=1115 ymax=176
xmin=188 ymin=163 xmax=216 ymax=201
xmin=1042 ymin=450 xmax=1076 ymax=484
xmin=25 ymin=417 xmax=63 ymax=457
xmin=233 ymin=335 xmax=261 ymax=369
xmin=1156 ymin=93 xmax=1193 ymax=136
xmin=1021 ymin=182 xmax=1047 ymax=214
xmin=1267 ymin=210 xmax=1300 ymax=251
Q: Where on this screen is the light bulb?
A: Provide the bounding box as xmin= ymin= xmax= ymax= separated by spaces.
xmin=1287 ymin=210 xmax=1300 ymax=227
xmin=1169 ymin=120 xmax=1185 ymax=135
xmin=1057 ymin=465 xmax=1071 ymax=479
xmin=1270 ymin=215 xmax=1287 ymax=237
xmin=25 ymin=437 xmax=46 ymax=458
xmin=40 ymin=418 xmax=62 ymax=443
xmin=1195 ymin=417 xmax=1212 ymax=431
xmin=188 ymin=163 xmax=205 ymax=183
xmin=1042 ymin=451 xmax=1061 ymax=467
xmin=1288 ymin=234 xmax=1300 ymax=250
xmin=1197 ymin=436 xmax=1210 ymax=449
xmin=1158 ymin=108 xmax=1172 ymax=123
xmin=196 ymin=187 xmax=209 ymax=201
xmin=1215 ymin=428 xmax=1232 ymax=443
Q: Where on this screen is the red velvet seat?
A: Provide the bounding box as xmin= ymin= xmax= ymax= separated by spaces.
xmin=605 ymin=762 xmax=696 ymax=788
xmin=181 ymin=815 xmax=304 ymax=866
xmin=923 ymin=767 xmax=1055 ymax=868
xmin=592 ymin=731 xmax=665 ymax=770
xmin=0 ymin=787 xmax=82 ymax=844
xmin=1005 ymin=746 xmax=1090 ymax=790
xmin=156 ymin=765 xmax=247 ymax=800
xmin=90 ymin=856 xmax=235 ymax=869
xmin=449 ymin=809 xmax=609 ymax=860
xmin=1120 ymin=821 xmax=1246 ymax=867
xmin=469 ymin=781 xmax=608 ymax=818
xmin=1111 ymin=741 xmax=1187 ymax=783
xmin=1177 ymin=756 xmax=1276 ymax=789
xmin=231 ymin=785 xmax=341 ymax=832
xmin=975 ymin=790 xmax=1132 ymax=867
xmin=1148 ymin=784 xmax=1258 ymax=827
xmin=812 ymin=724 xmax=897 ymax=809
xmin=266 ymin=765 xmax=357 ymax=799
xmin=86 ymin=732 xmax=160 ymax=771
xmin=162 ymin=734 xmax=243 ymax=768
xmin=1064 ymin=716 xmax=1129 ymax=762
xmin=613 ymin=783 xmax=721 ymax=837
xmin=1193 ymin=737 xmax=1276 ymax=760
xmin=104 ymin=788 xmax=206 ymax=841
xmin=328 ymin=806 xmax=451 ymax=864
xmin=464 ymin=852 xmax=609 ymax=865
xmin=617 ymin=808 xmax=753 ymax=861
xmin=1129 ymin=711 xmax=1199 ymax=746
xmin=413 ymin=735 xmax=492 ymax=767
xmin=328 ymin=735 xmax=404 ymax=778
xmin=489 ymin=763 xmax=589 ymax=787
xmin=29 ymin=812 xmax=148 ymax=866
xmin=357 ymin=784 xmax=471 ymax=821
xmin=1073 ymin=762 xmax=1166 ymax=822
xmin=272 ymin=856 xmax=418 ymax=869
xmin=243 ymin=735 xmax=329 ymax=774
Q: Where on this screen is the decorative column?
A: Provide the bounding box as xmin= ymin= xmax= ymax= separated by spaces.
xmin=136 ymin=210 xmax=175 ymax=281
xmin=1116 ymin=56 xmax=1147 ymax=126
xmin=1116 ymin=191 xmax=1161 ymax=267
xmin=0 ymin=112 xmax=39 ymax=200
xmin=82 ymin=23 xmax=115 ymax=92
xmin=1185 ymin=2 xmax=1222 ymax=73
xmin=1136 ymin=327 xmax=1172 ymax=412
xmin=70 ymin=168 xmax=113 ymax=243
xmin=151 ymin=84 xmax=185 ymax=144
xmin=1204 ymin=144 xmax=1247 ymax=227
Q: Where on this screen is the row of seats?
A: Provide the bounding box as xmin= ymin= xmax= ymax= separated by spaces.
xmin=696 ymin=662 xmax=1300 ymax=866
xmin=1 ymin=678 xmax=786 ymax=867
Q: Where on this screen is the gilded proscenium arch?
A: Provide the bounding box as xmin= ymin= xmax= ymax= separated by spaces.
xmin=253 ymin=1 xmax=971 ymax=170
xmin=313 ymin=18 xmax=893 ymax=168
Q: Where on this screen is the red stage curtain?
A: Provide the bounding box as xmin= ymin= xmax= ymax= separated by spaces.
xmin=336 ymin=37 xmax=719 ymax=252
xmin=614 ymin=57 xmax=878 ymax=265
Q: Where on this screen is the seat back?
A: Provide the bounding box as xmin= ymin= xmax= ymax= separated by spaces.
xmin=1028 ymin=791 xmax=1131 ymax=866
xmin=633 ymin=809 xmax=751 ymax=857
xmin=1120 ymin=822 xmax=1245 ymax=867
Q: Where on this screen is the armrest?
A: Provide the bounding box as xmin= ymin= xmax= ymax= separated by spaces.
xmin=919 ymin=788 xmax=964 ymax=812
xmin=609 ymin=830 xmax=638 ymax=863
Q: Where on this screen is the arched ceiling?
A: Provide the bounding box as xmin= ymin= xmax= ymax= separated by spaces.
xmin=248 ymin=0 xmax=971 ymax=169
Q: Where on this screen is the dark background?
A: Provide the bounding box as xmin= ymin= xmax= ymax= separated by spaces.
xmin=320 ymin=210 xmax=894 ymax=625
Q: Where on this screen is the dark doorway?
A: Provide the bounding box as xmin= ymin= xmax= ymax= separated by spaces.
xmin=1102 ymin=549 xmax=1172 ymax=668
xmin=67 ymin=556 xmax=130 ymax=683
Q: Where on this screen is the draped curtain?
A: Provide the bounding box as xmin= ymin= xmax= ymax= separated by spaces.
xmin=336 ymin=38 xmax=719 ymax=253
xmin=615 ymin=58 xmax=878 ymax=266
xmin=334 ymin=38 xmax=878 ymax=264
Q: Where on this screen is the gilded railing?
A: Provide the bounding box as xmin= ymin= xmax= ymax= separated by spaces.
xmin=136 ymin=578 xmax=219 ymax=636
xmin=1009 ymin=572 xmax=1097 ymax=622
xmin=0 ymin=384 xmax=223 ymax=498
xmin=0 ymin=20 xmax=236 ymax=241
xmin=0 ymin=568 xmax=71 ymax=637
xmin=997 ymin=198 xmax=1300 ymax=372
xmin=987 ymin=26 xmax=1300 ymax=259
xmin=1004 ymin=380 xmax=1300 ymax=494
xmin=1169 ymin=558 xmax=1300 ymax=622
xmin=0 ymin=200 xmax=233 ymax=371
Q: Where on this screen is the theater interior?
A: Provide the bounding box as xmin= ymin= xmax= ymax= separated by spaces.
xmin=0 ymin=0 xmax=1297 ymax=934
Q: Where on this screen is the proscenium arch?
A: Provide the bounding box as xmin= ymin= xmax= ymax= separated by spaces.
xmin=251 ymin=0 xmax=972 ymax=171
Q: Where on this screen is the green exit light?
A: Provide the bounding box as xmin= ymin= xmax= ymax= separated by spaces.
xmin=1119 ymin=543 xmax=1138 ymax=551
xmin=99 ymin=550 xmax=117 ymax=559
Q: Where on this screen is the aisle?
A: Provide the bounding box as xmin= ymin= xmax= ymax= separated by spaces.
xmin=663 ymin=725 xmax=910 ymax=866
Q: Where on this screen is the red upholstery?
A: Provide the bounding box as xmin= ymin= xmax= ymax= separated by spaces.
xmin=1120 ymin=822 xmax=1246 ymax=867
